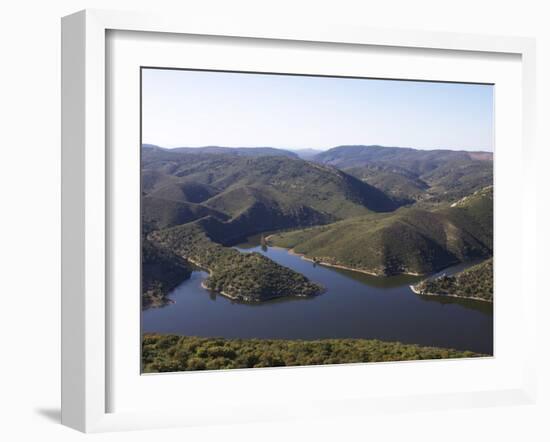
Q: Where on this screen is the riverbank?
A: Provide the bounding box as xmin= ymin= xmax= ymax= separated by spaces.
xmin=266 ymin=235 xmax=488 ymax=281
xmin=409 ymin=259 xmax=493 ymax=303
xmin=274 ymin=243 xmax=423 ymax=277
xmin=265 ymin=234 xmax=427 ymax=276
xmin=265 ymin=234 xmax=493 ymax=294
xmin=179 ymin=243 xmax=322 ymax=302
xmin=142 ymin=296 xmax=175 ymax=310
xmin=200 ymin=279 xmax=323 ymax=302
xmin=144 ymin=240 xmax=493 ymax=356
xmin=409 ymin=284 xmax=493 ymax=303
xmin=287 ymin=248 xmax=381 ymax=275
xmin=192 ymin=257 xmax=300 ymax=303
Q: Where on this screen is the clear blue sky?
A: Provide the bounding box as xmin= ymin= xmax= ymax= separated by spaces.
xmin=142 ymin=68 xmax=494 ymax=152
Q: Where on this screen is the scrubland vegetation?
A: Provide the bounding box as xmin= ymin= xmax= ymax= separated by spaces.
xmin=142 ymin=239 xmax=192 ymax=308
xmin=413 ymin=258 xmax=493 ymax=301
xmin=141 ymin=144 xmax=494 ymax=370
xmin=142 ymin=334 xmax=482 ymax=372
xmin=149 ymin=223 xmax=322 ymax=301
xmin=270 ymin=186 xmax=493 ymax=276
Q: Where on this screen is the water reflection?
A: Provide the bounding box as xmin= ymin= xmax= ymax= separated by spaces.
xmin=417 ymin=294 xmax=493 ymax=314
xmin=142 ymin=234 xmax=493 ymax=354
xmin=327 ymin=266 xmax=424 ymax=288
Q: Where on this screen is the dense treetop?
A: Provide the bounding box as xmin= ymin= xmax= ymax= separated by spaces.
xmin=150 ymin=223 xmax=322 ymax=302
xmin=142 ymin=238 xmax=192 ymax=308
xmin=142 ymin=334 xmax=483 ymax=372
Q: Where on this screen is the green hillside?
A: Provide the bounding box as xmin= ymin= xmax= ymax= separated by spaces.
xmin=145 ymin=180 xmax=219 ymax=204
xmin=141 ymin=146 xmax=493 ymax=305
xmin=314 ymin=144 xmax=492 ymax=171
xmin=142 ymin=239 xmax=193 ymax=308
xmin=149 ymin=223 xmax=322 ymax=302
xmin=420 ymin=159 xmax=493 ymax=202
xmin=142 ymin=334 xmax=482 ymax=372
xmin=314 ymin=145 xmax=492 ymax=203
xmin=270 ymin=187 xmax=493 ymax=276
xmin=142 ymin=147 xmax=398 ymax=242
xmin=142 ymin=196 xmax=229 ymax=231
xmin=345 ymin=165 xmax=429 ymax=204
xmin=412 ymin=258 xmax=493 ymax=301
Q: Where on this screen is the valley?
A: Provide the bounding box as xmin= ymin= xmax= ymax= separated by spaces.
xmin=141 ymin=143 xmax=494 ymax=360
xmin=142 ymin=235 xmax=493 ymax=355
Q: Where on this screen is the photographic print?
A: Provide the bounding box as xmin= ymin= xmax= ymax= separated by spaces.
xmin=140 ymin=68 xmax=494 ymax=373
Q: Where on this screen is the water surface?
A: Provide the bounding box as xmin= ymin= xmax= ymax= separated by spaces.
xmin=142 ymin=235 xmax=493 ymax=354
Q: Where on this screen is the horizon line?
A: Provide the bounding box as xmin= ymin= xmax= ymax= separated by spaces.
xmin=142 ymin=143 xmax=494 ymax=154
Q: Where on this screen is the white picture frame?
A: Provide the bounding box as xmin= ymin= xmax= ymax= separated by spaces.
xmin=61 ymin=9 xmax=537 ymax=433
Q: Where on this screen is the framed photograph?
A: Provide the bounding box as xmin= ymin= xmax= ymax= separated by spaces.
xmin=61 ymin=9 xmax=537 ymax=433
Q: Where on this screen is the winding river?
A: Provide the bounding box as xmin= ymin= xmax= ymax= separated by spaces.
xmin=142 ymin=235 xmax=493 ymax=354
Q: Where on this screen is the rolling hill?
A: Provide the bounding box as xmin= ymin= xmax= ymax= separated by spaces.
xmin=313 ymin=145 xmax=493 ymax=203
xmin=142 ymin=196 xmax=229 ymax=232
xmin=140 ymin=146 xmax=404 ymax=305
xmin=269 ymin=186 xmax=493 ymax=276
xmin=344 ymin=165 xmax=430 ymax=204
xmin=142 ymin=147 xmax=398 ymax=242
xmin=141 ymin=144 xmax=493 ymax=305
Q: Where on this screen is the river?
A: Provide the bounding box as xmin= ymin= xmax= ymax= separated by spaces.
xmin=142 ymin=235 xmax=493 ymax=354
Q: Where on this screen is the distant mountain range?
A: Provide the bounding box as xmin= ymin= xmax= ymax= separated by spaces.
xmin=143 ymin=143 xmax=492 ymax=162
xmin=314 ymin=145 xmax=493 ymax=204
xmin=143 ymin=144 xmax=328 ymax=160
xmin=312 ymin=144 xmax=492 ymax=168
xmin=142 ymin=147 xmax=398 ymax=240
xmin=142 ymin=144 xmax=299 ymax=158
xmin=143 ymin=143 xmax=493 ymax=205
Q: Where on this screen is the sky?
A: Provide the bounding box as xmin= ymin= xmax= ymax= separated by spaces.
xmin=142 ymin=68 xmax=494 ymax=152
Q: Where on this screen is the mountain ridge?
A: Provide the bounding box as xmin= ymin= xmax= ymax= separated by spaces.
xmin=312 ymin=145 xmax=493 ymax=204
xmin=143 ymin=144 xmax=299 ymax=158
xmin=142 ymin=148 xmax=399 ymax=241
